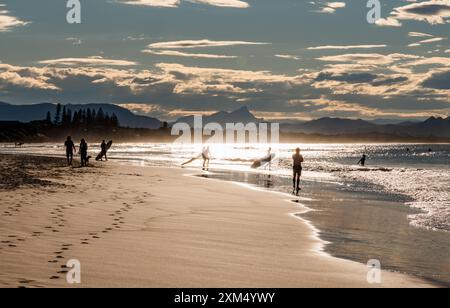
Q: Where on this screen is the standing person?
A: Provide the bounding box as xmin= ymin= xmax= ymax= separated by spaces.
xmin=79 ymin=139 xmax=88 ymax=167
xmin=202 ymin=146 xmax=211 ymax=170
xmin=64 ymin=136 xmax=76 ymax=166
xmin=357 ymin=154 xmax=367 ymax=167
xmin=292 ymin=148 xmax=304 ymax=196
xmin=266 ymin=147 xmax=272 ymax=170
xmin=100 ymin=140 xmax=108 ymax=161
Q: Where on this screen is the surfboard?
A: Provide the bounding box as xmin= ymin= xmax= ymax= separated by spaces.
xmin=251 ymin=153 xmax=275 ymax=169
xmin=95 ymin=140 xmax=113 ymax=161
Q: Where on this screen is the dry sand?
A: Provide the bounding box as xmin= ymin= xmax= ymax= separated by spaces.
xmin=0 ymin=154 xmax=432 ymax=288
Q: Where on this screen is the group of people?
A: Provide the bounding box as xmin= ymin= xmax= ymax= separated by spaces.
xmin=64 ymin=136 xmax=108 ymax=167
xmin=180 ymin=146 xmax=370 ymax=197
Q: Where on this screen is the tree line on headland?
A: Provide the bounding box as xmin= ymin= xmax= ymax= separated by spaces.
xmin=46 ymin=103 xmax=120 ymax=128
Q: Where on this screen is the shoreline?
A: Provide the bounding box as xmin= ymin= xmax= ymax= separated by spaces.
xmin=0 ymin=154 xmax=434 ymax=287
xmin=201 ymin=169 xmax=450 ymax=287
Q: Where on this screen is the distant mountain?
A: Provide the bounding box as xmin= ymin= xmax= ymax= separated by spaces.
xmin=281 ymin=117 xmax=378 ymax=135
xmin=385 ymin=116 xmax=450 ymax=138
xmin=0 ymin=102 xmax=161 ymax=129
xmin=369 ymin=118 xmax=421 ymax=125
xmin=2 ymin=102 xmax=450 ymax=140
xmin=282 ymin=116 xmax=450 ymax=139
xmin=175 ymin=106 xmax=262 ymax=127
xmin=0 ymin=102 xmax=55 ymax=123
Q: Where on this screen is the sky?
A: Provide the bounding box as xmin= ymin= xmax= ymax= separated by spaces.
xmin=0 ymin=0 xmax=449 ymax=121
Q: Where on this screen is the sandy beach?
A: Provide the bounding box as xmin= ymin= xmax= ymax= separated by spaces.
xmin=0 ymin=154 xmax=432 ymax=288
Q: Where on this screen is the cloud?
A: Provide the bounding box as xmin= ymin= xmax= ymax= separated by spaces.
xmin=421 ymin=69 xmax=450 ymax=89
xmin=66 ymin=37 xmax=83 ymax=46
xmin=376 ymin=0 xmax=450 ymax=27
xmin=309 ymin=52 xmax=450 ymax=102
xmin=316 ymin=2 xmax=347 ymax=14
xmin=147 ymin=39 xmax=269 ymax=49
xmin=143 ymin=49 xmax=237 ymax=59
xmin=143 ymin=40 xmax=268 ymax=60
xmin=1 ymin=50 xmax=449 ymax=121
xmin=408 ymin=37 xmax=445 ymax=47
xmin=118 ymin=0 xmax=249 ymax=9
xmin=316 ymin=53 xmax=421 ymax=66
xmin=0 ymin=5 xmax=30 ymax=32
xmin=308 ymin=44 xmax=387 ymax=50
xmin=274 ymin=54 xmax=301 ymax=60
xmin=38 ymin=56 xmax=138 ymax=67
xmin=408 ymin=31 xmax=435 ymax=38
xmin=375 ymin=17 xmax=402 ymax=27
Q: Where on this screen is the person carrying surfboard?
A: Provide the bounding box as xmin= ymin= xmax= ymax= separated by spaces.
xmin=181 ymin=146 xmax=211 ymax=169
xmin=100 ymin=140 xmax=108 ymax=161
xmin=292 ymin=148 xmax=304 ymax=196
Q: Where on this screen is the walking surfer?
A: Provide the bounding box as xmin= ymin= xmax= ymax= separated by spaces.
xmin=64 ymin=136 xmax=76 ymax=166
xmin=100 ymin=140 xmax=108 ymax=161
xmin=182 ymin=146 xmax=211 ymax=169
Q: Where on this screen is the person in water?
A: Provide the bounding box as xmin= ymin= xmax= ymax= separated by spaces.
xmin=202 ymin=146 xmax=211 ymax=169
xmin=357 ymin=154 xmax=367 ymax=166
xmin=64 ymin=136 xmax=76 ymax=166
xmin=292 ymin=148 xmax=304 ymax=196
xmin=79 ymin=139 xmax=88 ymax=167
xmin=100 ymin=140 xmax=108 ymax=161
xmin=182 ymin=146 xmax=211 ymax=169
xmin=266 ymin=147 xmax=272 ymax=170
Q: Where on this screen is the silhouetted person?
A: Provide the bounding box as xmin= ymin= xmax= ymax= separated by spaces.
xmin=64 ymin=136 xmax=76 ymax=166
xmin=292 ymin=148 xmax=304 ymax=196
xmin=100 ymin=140 xmax=108 ymax=161
xmin=357 ymin=154 xmax=367 ymax=167
xmin=80 ymin=139 xmax=88 ymax=167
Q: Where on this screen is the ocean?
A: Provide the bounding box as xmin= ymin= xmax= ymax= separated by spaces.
xmin=1 ymin=142 xmax=450 ymax=285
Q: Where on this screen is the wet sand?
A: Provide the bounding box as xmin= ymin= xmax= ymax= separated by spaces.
xmin=201 ymin=170 xmax=450 ymax=286
xmin=0 ymin=154 xmax=432 ymax=288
